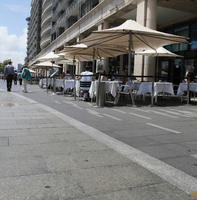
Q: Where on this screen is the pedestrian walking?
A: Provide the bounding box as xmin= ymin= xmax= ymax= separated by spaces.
xmin=4 ymin=61 xmax=15 ymax=92
xmin=18 ymin=71 xmax=23 ymax=85
xmin=14 ymin=70 xmax=17 ymax=85
xmin=21 ymin=66 xmax=32 ymax=93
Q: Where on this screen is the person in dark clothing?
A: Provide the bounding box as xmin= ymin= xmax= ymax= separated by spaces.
xmin=185 ymin=66 xmax=195 ymax=82
xmin=185 ymin=66 xmax=195 ymax=103
xmin=14 ymin=70 xmax=17 ymax=85
xmin=4 ymin=61 xmax=15 ymax=92
xmin=18 ymin=71 xmax=23 ymax=85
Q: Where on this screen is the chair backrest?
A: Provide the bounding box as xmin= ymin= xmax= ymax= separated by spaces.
xmin=80 ymin=81 xmax=91 ymax=89
xmin=118 ymin=85 xmax=132 ymax=94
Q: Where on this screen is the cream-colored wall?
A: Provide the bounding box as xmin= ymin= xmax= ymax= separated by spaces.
xmin=134 ymin=0 xmax=157 ymax=80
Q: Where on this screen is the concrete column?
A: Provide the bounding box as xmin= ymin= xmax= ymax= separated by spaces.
xmin=144 ymin=0 xmax=157 ymax=79
xmin=102 ymin=22 xmax=110 ymax=74
xmin=63 ymin=64 xmax=69 ymax=73
xmin=134 ymin=0 xmax=157 ymax=80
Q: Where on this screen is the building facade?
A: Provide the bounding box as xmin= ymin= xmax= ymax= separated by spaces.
xmin=26 ymin=0 xmax=42 ymax=63
xmin=41 ymin=0 xmax=53 ymax=49
xmin=27 ymin=0 xmax=197 ymax=83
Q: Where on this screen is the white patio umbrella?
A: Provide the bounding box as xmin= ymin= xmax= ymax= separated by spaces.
xmin=33 ymin=61 xmax=61 ymax=69
xmin=60 ymin=43 xmax=128 ymax=73
xmin=135 ymin=47 xmax=183 ymax=57
xmin=135 ymin=47 xmax=183 ymax=81
xmin=29 ymin=69 xmax=36 ymax=73
xmin=61 ymin=43 xmax=127 ymax=60
xmin=33 ymin=61 xmax=61 ymax=93
xmin=38 ymin=52 xmax=64 ymax=62
xmin=81 ymin=20 xmax=188 ymax=75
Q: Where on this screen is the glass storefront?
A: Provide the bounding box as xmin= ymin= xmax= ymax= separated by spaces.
xmin=159 ymin=19 xmax=197 ymax=84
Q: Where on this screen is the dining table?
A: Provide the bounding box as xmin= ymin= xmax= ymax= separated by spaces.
xmin=89 ymin=80 xmax=122 ymax=99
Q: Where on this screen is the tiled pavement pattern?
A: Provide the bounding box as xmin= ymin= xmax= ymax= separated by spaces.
xmin=0 ymin=91 xmax=195 ymax=200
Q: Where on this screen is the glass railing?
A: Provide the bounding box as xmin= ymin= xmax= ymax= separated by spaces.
xmin=41 ymin=25 xmax=51 ymax=37
xmin=41 ymin=36 xmax=51 ymax=47
xmin=42 ymin=2 xmax=53 ymax=16
xmin=41 ymin=13 xmax=52 ymax=26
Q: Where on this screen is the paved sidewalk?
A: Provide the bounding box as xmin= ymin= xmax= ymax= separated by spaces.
xmin=0 ymin=91 xmax=196 ymax=200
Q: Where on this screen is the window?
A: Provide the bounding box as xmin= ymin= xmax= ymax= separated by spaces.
xmin=164 ymin=25 xmax=189 ymax=52
xmin=191 ymin=22 xmax=197 ymax=50
xmin=174 ymin=26 xmax=189 ymax=51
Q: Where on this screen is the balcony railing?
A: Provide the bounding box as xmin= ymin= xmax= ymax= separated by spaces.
xmin=40 ymin=36 xmax=51 ymax=48
xmin=54 ymin=0 xmax=78 ymax=29
xmin=41 ymin=13 xmax=52 ymax=27
xmin=42 ymin=0 xmax=51 ymax=8
xmin=42 ymin=2 xmax=53 ymax=17
xmin=41 ymin=25 xmax=51 ymax=37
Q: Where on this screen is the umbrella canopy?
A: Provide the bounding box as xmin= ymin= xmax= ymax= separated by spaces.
xmin=33 ymin=61 xmax=61 ymax=70
xmin=60 ymin=43 xmax=128 ymax=61
xmin=56 ymin=59 xmax=74 ymax=65
xmin=38 ymin=52 xmax=64 ymax=61
xmin=82 ymin=20 xmax=188 ymax=51
xmin=29 ymin=69 xmax=36 ymax=73
xmin=135 ymin=47 xmax=183 ymax=57
xmin=81 ymin=20 xmax=188 ymax=75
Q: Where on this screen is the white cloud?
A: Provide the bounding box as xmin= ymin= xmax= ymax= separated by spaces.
xmin=0 ymin=26 xmax=27 ymax=67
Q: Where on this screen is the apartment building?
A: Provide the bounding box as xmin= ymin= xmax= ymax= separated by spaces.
xmin=41 ymin=0 xmax=53 ymax=49
xmin=28 ymin=0 xmax=197 ymax=83
xmin=26 ymin=0 xmax=42 ymax=63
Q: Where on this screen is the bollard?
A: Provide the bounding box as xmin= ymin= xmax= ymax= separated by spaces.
xmin=187 ymin=81 xmax=190 ymax=104
xmin=96 ymin=81 xmax=106 ymax=107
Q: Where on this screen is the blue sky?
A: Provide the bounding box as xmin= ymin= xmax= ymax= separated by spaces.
xmin=0 ymin=0 xmax=31 ymax=66
xmin=0 ymin=0 xmax=31 ymax=36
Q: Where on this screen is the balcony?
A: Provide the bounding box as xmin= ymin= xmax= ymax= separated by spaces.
xmin=29 ymin=0 xmax=137 ymax=64
xmin=41 ymin=13 xmax=52 ymax=27
xmin=55 ymin=0 xmax=79 ymax=29
xmin=42 ymin=0 xmax=51 ymax=8
xmin=65 ymin=0 xmax=79 ymax=18
xmin=42 ymin=2 xmax=53 ymax=17
xmin=41 ymin=25 xmax=51 ymax=37
xmin=40 ymin=36 xmax=51 ymax=49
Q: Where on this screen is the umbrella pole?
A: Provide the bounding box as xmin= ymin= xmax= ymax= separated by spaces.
xmin=128 ymin=32 xmax=133 ymax=77
xmin=92 ymin=48 xmax=95 ymax=73
xmin=74 ymin=59 xmax=77 ymax=101
xmin=141 ymin=55 xmax=145 ymax=82
xmin=155 ymin=57 xmax=158 ymax=81
xmin=96 ymin=73 xmax=101 ymax=107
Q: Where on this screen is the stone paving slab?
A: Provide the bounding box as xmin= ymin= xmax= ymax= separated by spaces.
xmin=0 ymin=91 xmax=195 ymax=200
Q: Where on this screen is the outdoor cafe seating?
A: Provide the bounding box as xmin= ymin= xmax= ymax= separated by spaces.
xmin=38 ymin=73 xmax=197 ymax=106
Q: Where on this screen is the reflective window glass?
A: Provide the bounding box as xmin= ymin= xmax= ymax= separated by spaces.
xmin=191 ymin=22 xmax=197 ymax=50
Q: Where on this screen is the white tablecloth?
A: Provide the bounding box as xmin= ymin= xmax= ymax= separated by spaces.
xmin=126 ymin=81 xmax=141 ymax=91
xmin=154 ymin=82 xmax=174 ymax=96
xmin=39 ymin=78 xmax=47 ymax=87
xmin=137 ymin=82 xmax=152 ymax=95
xmin=55 ymin=79 xmax=64 ymax=88
xmin=136 ymin=82 xmax=174 ymax=96
xmin=64 ymin=80 xmax=75 ymax=91
xmin=177 ymin=82 xmax=197 ymax=96
xmin=39 ymin=79 xmax=43 ymax=87
xmin=89 ymin=81 xmax=121 ymax=98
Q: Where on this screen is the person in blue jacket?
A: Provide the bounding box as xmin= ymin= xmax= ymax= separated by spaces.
xmin=21 ymin=67 xmax=32 ymax=93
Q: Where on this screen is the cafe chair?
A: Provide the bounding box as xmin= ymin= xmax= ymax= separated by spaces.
xmin=115 ymin=85 xmax=135 ymax=105
xmin=79 ymin=81 xmax=91 ymax=100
